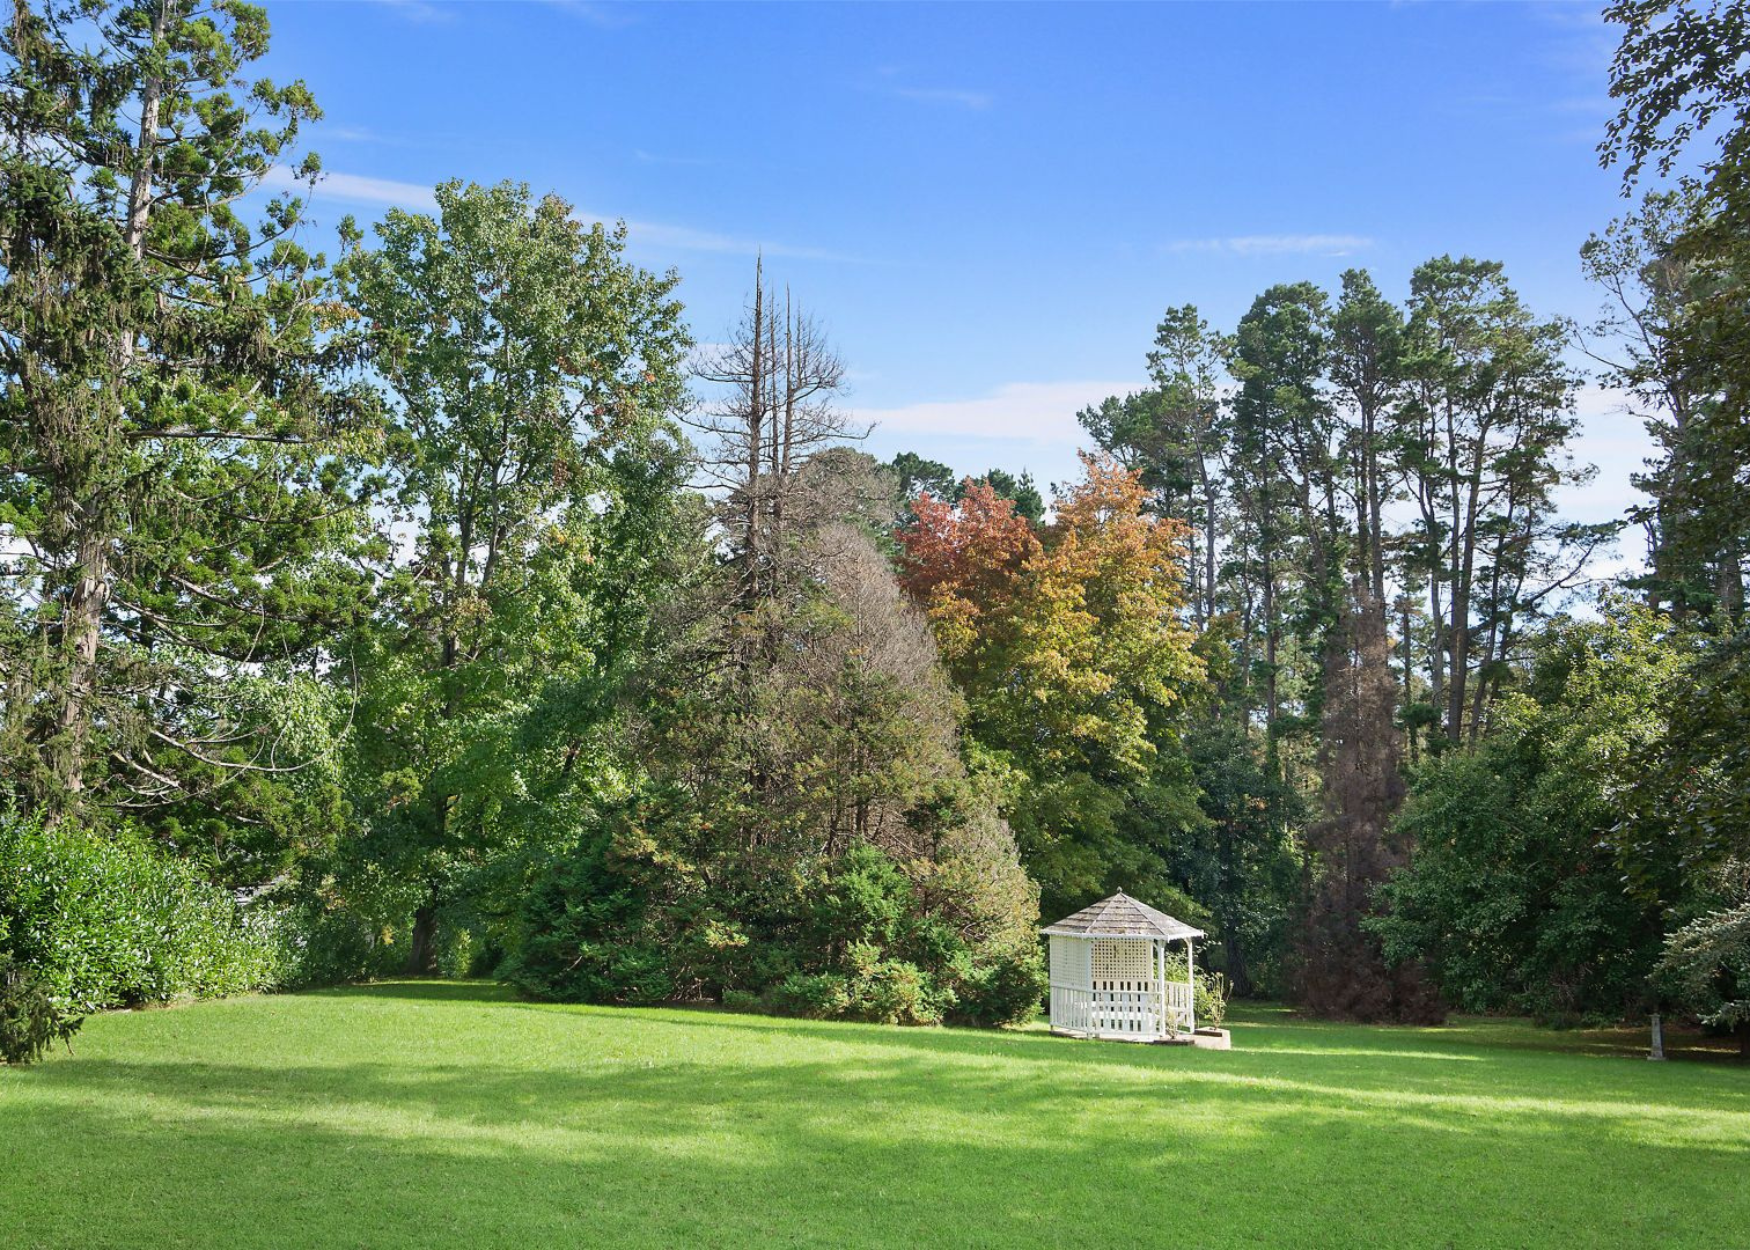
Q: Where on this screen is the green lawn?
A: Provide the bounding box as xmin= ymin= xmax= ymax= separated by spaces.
xmin=2 ymin=983 xmax=1747 ymax=1248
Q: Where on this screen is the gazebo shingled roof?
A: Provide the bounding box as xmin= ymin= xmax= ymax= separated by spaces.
xmin=1040 ymin=892 xmax=1205 ymax=942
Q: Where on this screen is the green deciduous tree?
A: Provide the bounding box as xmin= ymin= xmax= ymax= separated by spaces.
xmin=340 ymin=178 xmax=692 ymax=971
xmin=1373 ymin=600 xmax=1682 ymax=1021
xmin=1657 ymin=860 xmax=1750 ymax=1060
xmin=1603 ymin=0 xmax=1750 ymax=620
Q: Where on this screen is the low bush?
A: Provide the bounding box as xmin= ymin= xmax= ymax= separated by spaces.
xmin=0 ymin=954 xmax=82 ymax=1065
xmin=771 ymin=971 xmax=854 ymax=1020
xmin=945 ymin=947 xmax=1048 ymax=1027
xmin=0 ymin=811 xmax=284 ymax=1011
xmin=772 ymin=944 xmax=953 ymax=1026
xmin=504 ymin=832 xmax=675 ymax=1005
xmin=1160 ymin=952 xmax=1230 ymax=1028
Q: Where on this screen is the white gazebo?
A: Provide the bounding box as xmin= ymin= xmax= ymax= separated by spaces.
xmin=1042 ymin=892 xmax=1204 ymax=1042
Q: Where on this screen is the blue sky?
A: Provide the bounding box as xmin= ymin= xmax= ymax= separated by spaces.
xmin=265 ymin=0 xmax=1652 ymax=539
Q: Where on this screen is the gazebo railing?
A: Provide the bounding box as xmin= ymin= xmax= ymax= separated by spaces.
xmin=1050 ymin=984 xmax=1094 ymax=1032
xmin=1164 ymin=981 xmax=1193 ymax=1031
xmin=1090 ymin=980 xmax=1158 ymax=1036
xmin=1051 ymin=980 xmax=1195 ymax=1037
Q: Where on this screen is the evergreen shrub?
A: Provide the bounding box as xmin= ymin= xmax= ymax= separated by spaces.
xmin=0 ymin=811 xmax=283 ymax=1010
xmin=0 ymin=954 xmax=82 ymax=1065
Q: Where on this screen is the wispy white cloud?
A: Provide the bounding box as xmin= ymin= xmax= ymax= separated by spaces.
xmin=1166 ymin=234 xmax=1374 ymax=258
xmin=892 ymin=86 xmax=994 ymax=111
xmin=1440 ymin=4 xmax=1616 ymax=145
xmin=541 ymin=0 xmax=638 ymax=28
xmin=852 ymin=380 xmax=1141 ymax=444
xmin=263 ymin=165 xmax=438 ymax=209
xmin=1529 ymin=0 xmax=1617 ymax=70
xmin=624 ymin=219 xmax=862 ymax=263
xmin=265 ymin=166 xmax=863 ymax=262
xmin=1560 ymin=383 xmax=1657 ymax=526
xmin=368 ymin=0 xmax=455 ymax=25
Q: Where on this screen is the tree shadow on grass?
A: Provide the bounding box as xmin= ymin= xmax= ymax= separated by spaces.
xmin=309 ymin=979 xmax=519 ymax=1006
xmin=1228 ymin=1002 xmax=1746 ymax=1064
xmin=591 ymin=1002 xmax=1750 ymax=1116
xmin=295 ymin=983 xmax=1750 ymax=1121
xmin=311 ymin=982 xmax=1748 ymax=1070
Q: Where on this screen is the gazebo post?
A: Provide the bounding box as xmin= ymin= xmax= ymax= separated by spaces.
xmin=1150 ymin=939 xmax=1158 ymax=1035
xmin=1156 ymin=939 xmax=1166 ymax=1036
xmin=1185 ymin=935 xmax=1195 ymax=1034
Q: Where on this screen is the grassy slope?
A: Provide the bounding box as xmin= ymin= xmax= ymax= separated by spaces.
xmin=2 ymin=984 xmax=1747 ymax=1249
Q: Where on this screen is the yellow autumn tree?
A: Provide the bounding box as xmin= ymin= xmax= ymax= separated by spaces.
xmin=1010 ymin=454 xmax=1204 ymax=778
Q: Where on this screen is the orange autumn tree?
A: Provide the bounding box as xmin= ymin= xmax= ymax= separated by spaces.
xmin=896 ymin=455 xmax=1207 ymax=915
xmin=896 ymin=480 xmax=1040 ymax=682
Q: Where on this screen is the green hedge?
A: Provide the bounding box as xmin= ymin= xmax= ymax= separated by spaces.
xmin=0 ymin=812 xmax=285 ymax=1011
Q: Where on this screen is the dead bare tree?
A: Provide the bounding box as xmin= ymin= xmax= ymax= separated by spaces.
xmin=688 ymin=258 xmax=864 ymax=599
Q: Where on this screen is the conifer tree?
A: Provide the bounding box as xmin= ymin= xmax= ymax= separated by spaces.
xmin=1 ymin=0 xmax=372 ymax=828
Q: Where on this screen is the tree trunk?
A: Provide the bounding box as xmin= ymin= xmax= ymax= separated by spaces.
xmin=1400 ymin=597 xmax=1417 ymax=767
xmin=1446 ymin=437 xmax=1486 ymax=745
xmin=1262 ymin=539 xmax=1279 ymax=743
xmin=1197 ymin=450 xmax=1218 ymax=624
xmin=122 ymin=3 xmax=167 ymax=259
xmin=743 ymin=258 xmax=765 ymax=593
xmin=50 ymin=531 xmax=110 ymax=811
xmin=51 ymin=2 xmax=167 ymax=817
xmin=407 ymin=899 xmax=439 ymax=976
xmin=1223 ymin=931 xmax=1251 ymax=999
xmin=1426 ymin=577 xmax=1445 ymax=735
xmin=1365 ymin=407 xmax=1386 ymax=604
xmin=1720 ymin=549 xmax=1745 ymax=621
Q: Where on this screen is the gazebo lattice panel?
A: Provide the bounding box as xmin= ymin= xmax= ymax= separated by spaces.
xmin=1090 ymin=937 xmax=1150 ymax=986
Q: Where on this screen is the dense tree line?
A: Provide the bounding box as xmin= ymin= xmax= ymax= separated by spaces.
xmin=2 ymin=0 xmax=1747 ymax=1053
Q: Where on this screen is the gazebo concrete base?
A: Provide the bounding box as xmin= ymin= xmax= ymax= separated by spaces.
xmin=1050 ymin=1028 xmax=1167 ymax=1043
xmin=1049 ymin=1027 xmax=1231 ymax=1049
